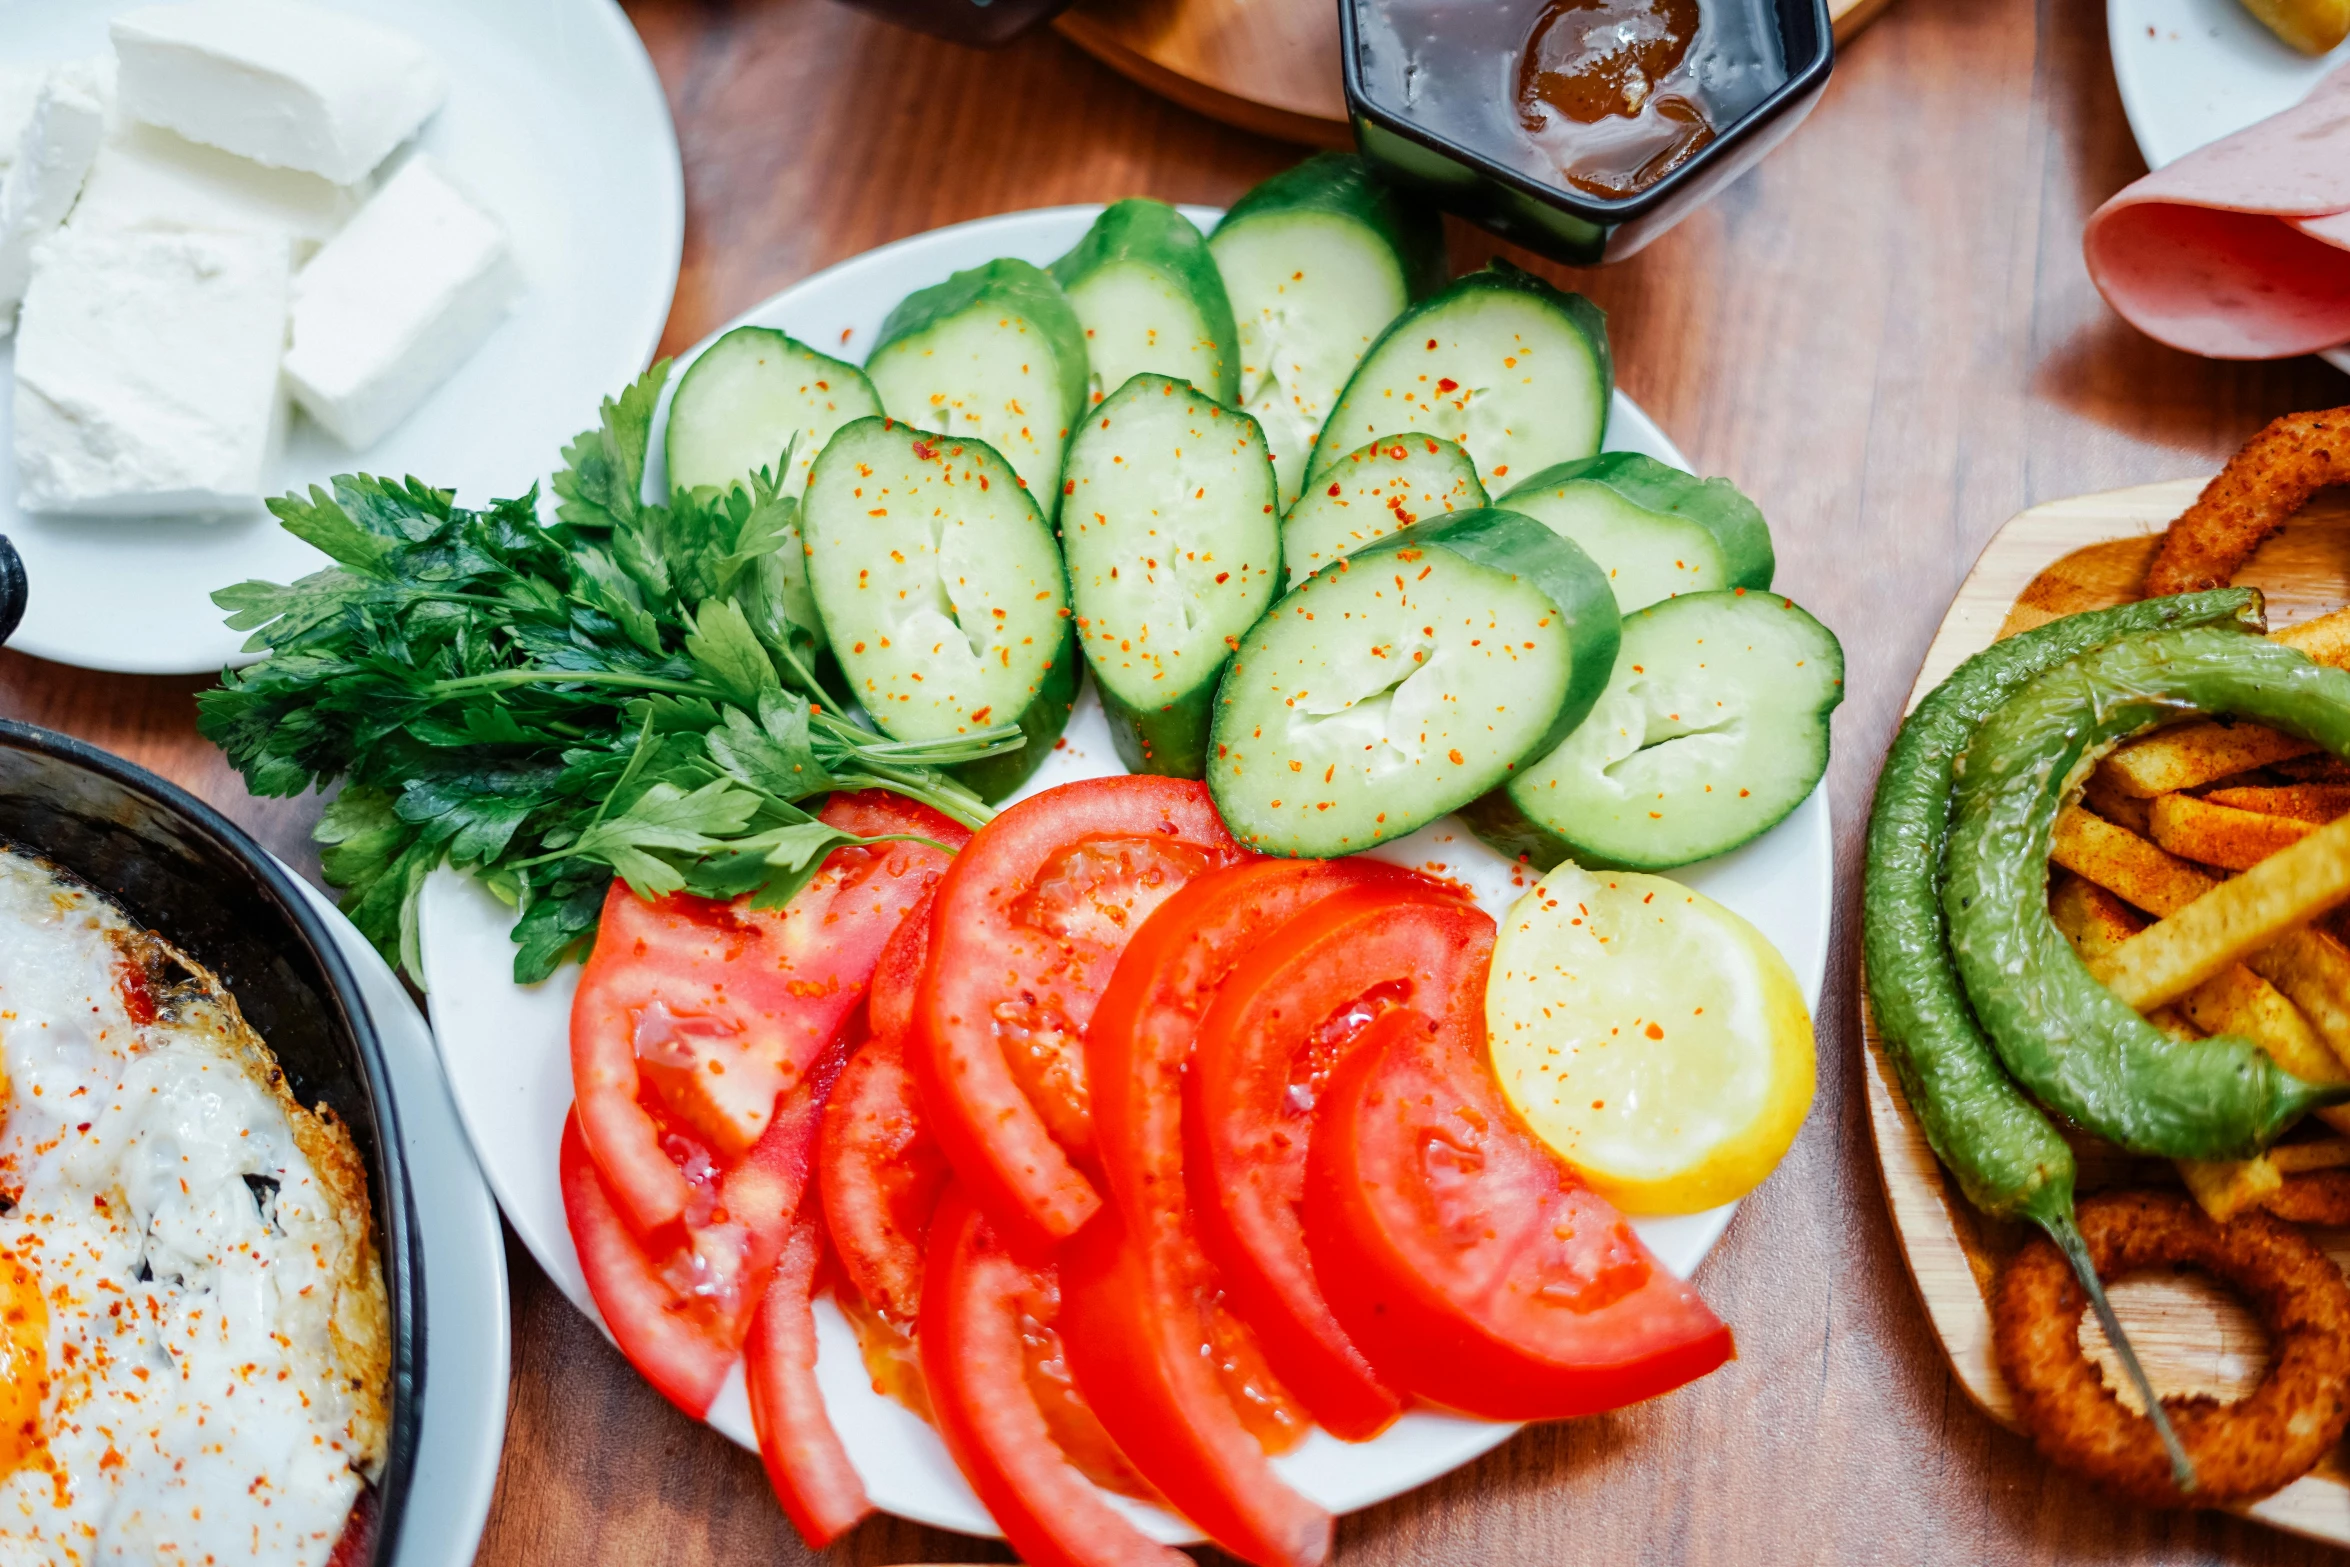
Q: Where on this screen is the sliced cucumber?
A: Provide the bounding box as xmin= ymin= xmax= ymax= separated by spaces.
xmin=802 ymin=417 xmax=1078 ymax=801
xmin=1305 ymin=262 xmax=1611 ymax=491
xmin=1280 ymin=431 xmax=1486 ymax=589
xmin=1061 ymin=373 xmax=1281 ymax=777
xmin=1209 ymin=506 xmax=1618 ymax=857
xmin=1049 ymin=199 xmax=1239 ymax=407
xmin=864 ymin=258 xmax=1089 ymax=504
xmin=1498 ymin=453 xmax=1773 ymax=614
xmin=664 ymin=327 xmax=883 ymax=500
xmin=1210 ymin=153 xmax=1444 ymax=510
xmin=1462 ymin=589 xmax=1843 ymax=871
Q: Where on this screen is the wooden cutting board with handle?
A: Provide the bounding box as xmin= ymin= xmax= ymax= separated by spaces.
xmin=1862 ymin=478 xmax=2350 ymax=1547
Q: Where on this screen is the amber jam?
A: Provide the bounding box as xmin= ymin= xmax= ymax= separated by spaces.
xmin=1516 ymin=0 xmax=1714 ymax=197
xmin=1352 ymin=0 xmax=1788 ymax=203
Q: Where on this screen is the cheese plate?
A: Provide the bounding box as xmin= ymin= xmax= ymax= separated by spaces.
xmin=0 ymin=0 xmax=681 ymax=675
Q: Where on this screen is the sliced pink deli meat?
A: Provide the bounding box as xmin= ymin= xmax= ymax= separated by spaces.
xmin=2085 ymin=63 xmax=2350 ymax=359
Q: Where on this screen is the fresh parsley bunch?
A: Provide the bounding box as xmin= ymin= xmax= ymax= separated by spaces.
xmin=198 ymin=363 xmax=1019 ymax=984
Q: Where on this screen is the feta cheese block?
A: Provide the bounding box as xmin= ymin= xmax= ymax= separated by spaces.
xmin=111 ymin=0 xmax=447 ymax=186
xmin=0 ymin=64 xmax=48 ymax=176
xmin=71 ymin=120 xmax=362 ymax=260
xmin=14 ymin=228 xmax=290 ymax=516
xmin=0 ymin=64 xmax=108 ymax=331
xmin=282 ymin=157 xmax=518 ymax=449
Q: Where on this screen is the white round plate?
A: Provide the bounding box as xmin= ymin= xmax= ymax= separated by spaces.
xmin=417 ymin=205 xmax=1834 ymax=1542
xmin=289 ymin=875 xmax=511 ymax=1567
xmin=0 ymin=0 xmax=682 ymax=674
xmin=2106 ymin=0 xmax=2350 ymax=375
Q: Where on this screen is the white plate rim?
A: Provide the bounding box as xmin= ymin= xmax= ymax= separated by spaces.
xmin=0 ymin=0 xmax=684 ymax=675
xmin=419 ymin=203 xmax=1835 ymax=1541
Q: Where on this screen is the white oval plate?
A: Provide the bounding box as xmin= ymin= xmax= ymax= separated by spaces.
xmin=418 ymin=205 xmax=1834 ymax=1541
xmin=2105 ymin=0 xmax=2350 ymax=374
xmin=288 ymin=874 xmax=510 ymax=1567
xmin=0 ymin=0 xmax=682 ymax=674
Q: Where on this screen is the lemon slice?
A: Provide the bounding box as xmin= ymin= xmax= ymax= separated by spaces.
xmin=1486 ymin=860 xmax=1814 ymax=1215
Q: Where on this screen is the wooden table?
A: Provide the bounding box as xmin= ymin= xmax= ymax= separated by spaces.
xmin=8 ymin=0 xmax=2349 ymax=1560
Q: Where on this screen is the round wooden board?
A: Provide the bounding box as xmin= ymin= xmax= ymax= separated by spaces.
xmin=1055 ymin=0 xmax=1902 ymax=148
xmin=1861 ymin=477 xmax=2350 ymax=1546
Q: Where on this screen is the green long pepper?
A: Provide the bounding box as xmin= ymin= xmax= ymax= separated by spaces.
xmin=1863 ymin=589 xmax=2265 ymax=1492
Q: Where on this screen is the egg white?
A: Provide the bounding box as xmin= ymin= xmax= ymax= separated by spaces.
xmin=0 ymin=849 xmax=385 ymax=1566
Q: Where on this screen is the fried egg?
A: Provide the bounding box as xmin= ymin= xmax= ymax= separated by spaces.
xmin=0 ymin=848 xmax=389 ymax=1565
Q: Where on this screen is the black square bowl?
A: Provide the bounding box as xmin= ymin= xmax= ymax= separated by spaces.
xmin=1340 ymin=0 xmax=1834 ymax=266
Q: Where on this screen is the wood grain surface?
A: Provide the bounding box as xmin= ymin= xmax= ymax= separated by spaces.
xmin=1859 ymin=482 xmax=2350 ymax=1550
xmin=1051 ymin=0 xmax=1902 ymax=148
xmin=3 ymin=0 xmax=2348 ymax=1561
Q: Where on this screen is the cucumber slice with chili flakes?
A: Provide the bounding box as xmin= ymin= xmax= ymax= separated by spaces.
xmin=1497 ymin=452 xmax=1773 ymax=614
xmin=801 ymin=416 xmax=1077 ymax=802
xmin=1462 ymin=588 xmax=1842 ymax=871
xmin=1210 ymin=153 xmax=1444 ymax=511
xmin=864 ymin=258 xmax=1090 ymax=506
xmin=1280 ymin=431 xmax=1487 ymax=590
xmin=1050 ymin=199 xmax=1239 ymax=408
xmin=1305 ymin=262 xmax=1612 ymax=493
xmin=1062 ymin=373 xmax=1281 ymax=778
xmin=663 ymin=326 xmax=882 ymax=500
xmin=1209 ymin=506 xmax=1618 ymax=857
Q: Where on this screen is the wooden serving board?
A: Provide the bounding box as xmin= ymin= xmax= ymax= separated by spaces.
xmin=1055 ymin=0 xmax=1900 ymax=149
xmin=1862 ymin=478 xmax=2350 ymax=1546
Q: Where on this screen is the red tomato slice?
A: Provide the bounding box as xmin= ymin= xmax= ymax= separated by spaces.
xmin=914 ymin=777 xmax=1246 ymax=1249
xmin=1305 ymin=1008 xmax=1735 ymax=1419
xmin=1185 ymin=886 xmax=1494 ymax=1439
xmin=747 ymin=1221 xmax=875 ymax=1549
xmin=559 ymin=1109 xmax=735 ymax=1417
xmin=1064 ymin=860 xmax=1451 ymax=1566
xmin=920 ymin=1187 xmax=1189 ymax=1567
xmin=867 ymin=883 xmax=937 ymax=1045
xmin=572 ymin=791 xmax=969 ymax=1238
xmin=819 ymin=1027 xmax=947 ymax=1323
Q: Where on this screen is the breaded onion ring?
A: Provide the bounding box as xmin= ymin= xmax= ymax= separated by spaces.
xmin=2144 ymin=408 xmax=2350 ymax=596
xmin=2265 ymin=1170 xmax=2350 ymax=1227
xmin=1993 ymin=1190 xmax=2350 ymax=1506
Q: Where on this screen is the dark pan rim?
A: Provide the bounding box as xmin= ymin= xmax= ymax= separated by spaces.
xmin=0 ymin=719 xmax=423 ymax=1565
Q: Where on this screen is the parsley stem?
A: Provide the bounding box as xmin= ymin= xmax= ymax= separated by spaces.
xmin=427 ymin=669 xmax=720 ymax=700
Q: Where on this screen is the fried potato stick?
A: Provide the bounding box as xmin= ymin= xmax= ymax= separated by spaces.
xmin=2056 ymin=807 xmax=2350 ymax=1110
xmin=2149 ymin=794 xmax=2316 ymax=871
xmin=2099 ymin=723 xmax=2317 ymax=799
xmin=2089 ymin=814 xmax=2350 ymax=1010
xmin=2202 ymin=784 xmax=2350 ymax=823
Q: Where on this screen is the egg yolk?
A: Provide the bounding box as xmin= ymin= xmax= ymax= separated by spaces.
xmin=0 ymin=1248 xmax=47 ymax=1482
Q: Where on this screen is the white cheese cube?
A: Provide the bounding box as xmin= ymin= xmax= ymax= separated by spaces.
xmin=0 ymin=64 xmax=108 ymax=330
xmin=112 ymin=0 xmax=447 ymax=186
xmin=0 ymin=65 xmax=48 ymax=176
xmin=282 ymin=157 xmax=518 ymax=449
xmin=13 ymin=228 xmax=290 ymax=516
xmin=71 ymin=121 xmax=363 ymax=261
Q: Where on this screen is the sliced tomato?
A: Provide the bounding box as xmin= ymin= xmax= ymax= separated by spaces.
xmin=1185 ymin=885 xmax=1494 ymax=1439
xmin=867 ymin=883 xmax=938 ymax=1046
xmin=914 ymin=777 xmax=1246 ymax=1249
xmin=819 ymin=1027 xmax=946 ymax=1323
xmin=560 ymin=1109 xmax=735 ymax=1417
xmin=1064 ymin=860 xmax=1451 ymax=1566
xmin=747 ymin=1221 xmax=875 ymax=1549
xmin=920 ymin=1187 xmax=1190 ymax=1567
xmin=572 ymin=790 xmax=969 ymax=1238
xmin=1305 ymin=1008 xmax=1735 ymax=1419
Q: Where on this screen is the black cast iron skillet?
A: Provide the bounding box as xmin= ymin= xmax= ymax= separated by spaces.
xmin=0 ymin=597 xmax=420 ymax=1563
